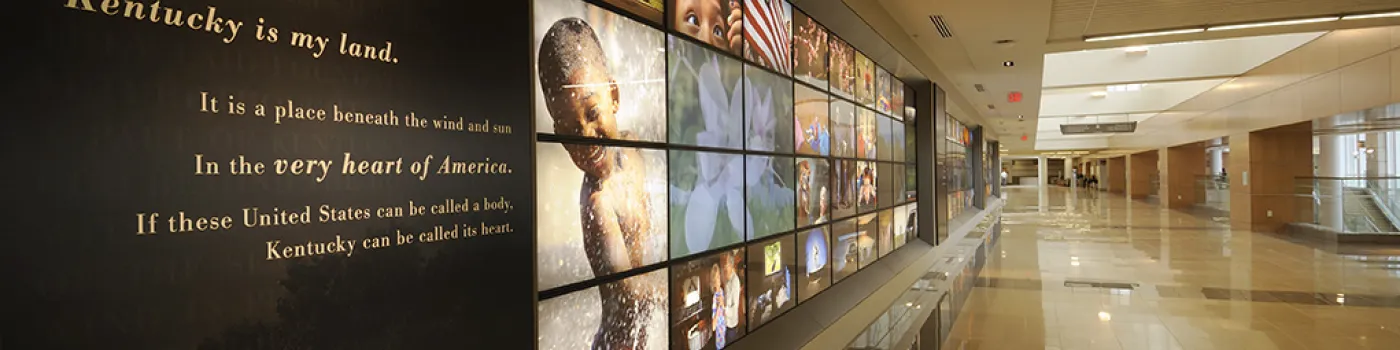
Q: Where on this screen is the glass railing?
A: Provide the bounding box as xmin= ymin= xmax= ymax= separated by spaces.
xmin=1295 ymin=177 xmax=1400 ymax=234
xmin=845 ymin=206 xmax=1002 ymax=350
xmin=1192 ymin=175 xmax=1230 ymax=212
xmin=1366 ymin=177 xmax=1400 ymax=224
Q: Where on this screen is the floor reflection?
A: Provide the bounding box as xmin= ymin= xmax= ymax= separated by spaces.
xmin=943 ymin=186 xmax=1400 ymax=350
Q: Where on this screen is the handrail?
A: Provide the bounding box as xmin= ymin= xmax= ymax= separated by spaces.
xmin=1374 ymin=179 xmax=1400 ymax=229
xmin=1293 ymin=176 xmax=1400 ymax=179
xmin=1361 ymin=184 xmax=1400 ymax=232
xmin=1357 ymin=216 xmax=1381 ymax=233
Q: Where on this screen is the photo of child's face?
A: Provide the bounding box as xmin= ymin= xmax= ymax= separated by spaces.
xmin=671 ymin=0 xmax=742 ymax=54
xmin=535 ymin=9 xmax=672 ymax=329
xmin=535 ymin=0 xmax=666 ymax=143
xmin=557 ymin=65 xmax=621 ymax=138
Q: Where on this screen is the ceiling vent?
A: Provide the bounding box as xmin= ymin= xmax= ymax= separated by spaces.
xmin=974 ymin=84 xmax=986 ymax=92
xmin=929 ymin=15 xmax=954 ymax=38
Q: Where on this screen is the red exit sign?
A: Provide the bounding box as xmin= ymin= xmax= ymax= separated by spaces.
xmin=1008 ymin=91 xmax=1022 ymax=103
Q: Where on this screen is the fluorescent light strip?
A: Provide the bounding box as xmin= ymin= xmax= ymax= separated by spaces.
xmin=1084 ymin=10 xmax=1400 ymax=42
xmin=1343 ymin=11 xmax=1400 ymax=20
xmin=1206 ymin=16 xmax=1339 ymax=31
xmin=1084 ymin=28 xmax=1204 ymax=42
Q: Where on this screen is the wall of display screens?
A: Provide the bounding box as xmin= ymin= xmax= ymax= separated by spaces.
xmin=946 ymin=115 xmax=974 ymax=220
xmin=532 ymin=0 xmax=920 ymax=348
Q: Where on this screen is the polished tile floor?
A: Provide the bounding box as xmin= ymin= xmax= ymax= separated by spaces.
xmin=943 ymin=186 xmax=1400 ymax=350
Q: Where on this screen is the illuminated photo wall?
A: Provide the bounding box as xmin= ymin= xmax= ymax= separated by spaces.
xmin=946 ymin=115 xmax=974 ymax=220
xmin=533 ymin=0 xmax=919 ymax=348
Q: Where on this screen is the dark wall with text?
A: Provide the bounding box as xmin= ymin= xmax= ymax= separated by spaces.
xmin=4 ymin=1 xmax=533 ymax=348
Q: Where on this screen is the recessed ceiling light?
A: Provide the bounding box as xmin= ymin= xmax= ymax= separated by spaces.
xmin=1343 ymin=11 xmax=1400 ymax=20
xmin=1002 ymin=61 xmax=1015 ymax=67
xmin=1090 ymin=91 xmax=1108 ymax=98
xmin=1207 ymin=16 xmax=1339 ymax=31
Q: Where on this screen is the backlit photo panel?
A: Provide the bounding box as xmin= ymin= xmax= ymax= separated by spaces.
xmin=742 ymin=0 xmax=793 ymax=74
xmin=669 ymin=0 xmax=744 ymax=55
xmin=794 ymin=84 xmax=830 ymax=156
xmin=534 ymin=0 xmax=666 ymax=142
xmin=792 ymin=10 xmax=828 ymax=89
xmin=670 ymin=36 xmax=744 ymax=149
xmin=671 ymin=248 xmax=747 ymax=350
xmin=536 ymin=142 xmax=668 ymax=291
xmin=797 ymin=226 xmax=831 ymax=301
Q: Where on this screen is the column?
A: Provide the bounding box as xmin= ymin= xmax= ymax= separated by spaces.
xmin=1108 ymin=157 xmax=1127 ymax=193
xmin=1162 ymin=143 xmax=1206 ymax=209
xmin=971 ymin=127 xmax=986 ymax=209
xmin=1366 ymin=132 xmax=1381 ymax=178
xmin=1208 ymin=138 xmax=1225 ymax=176
xmin=990 ymin=141 xmax=1002 ymax=197
xmin=1038 ymin=155 xmax=1049 ymax=211
xmin=1094 ymin=160 xmax=1104 ymax=191
xmin=1037 ymin=155 xmax=1049 ymax=188
xmin=1128 ymin=151 xmax=1157 ymax=199
xmin=1372 ymin=132 xmax=1393 ymax=202
xmin=917 ymin=83 xmax=942 ymax=246
xmin=1230 ymin=121 xmax=1314 ymax=233
xmin=1065 ymin=157 xmax=1077 ymax=189
xmin=1317 ymin=117 xmax=1345 ymax=230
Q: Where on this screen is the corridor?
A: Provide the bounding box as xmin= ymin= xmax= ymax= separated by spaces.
xmin=944 ymin=186 xmax=1400 ymax=350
